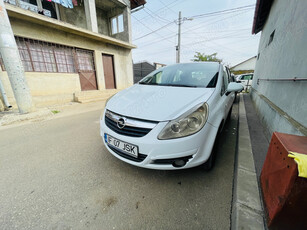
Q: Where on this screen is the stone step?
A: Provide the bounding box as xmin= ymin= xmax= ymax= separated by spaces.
xmin=77 ymin=98 xmax=108 ymax=104
xmin=33 ymin=94 xmax=74 ymax=107
xmin=74 ymin=89 xmax=120 ymax=103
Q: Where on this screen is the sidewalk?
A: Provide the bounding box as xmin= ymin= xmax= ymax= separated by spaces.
xmin=0 ymin=100 xmax=106 ymax=128
xmin=243 ymin=94 xmax=270 ymax=180
xmin=231 ymin=94 xmax=265 ymax=229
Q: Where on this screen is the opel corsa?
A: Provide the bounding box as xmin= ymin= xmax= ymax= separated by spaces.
xmin=100 ymin=62 xmax=243 ymax=170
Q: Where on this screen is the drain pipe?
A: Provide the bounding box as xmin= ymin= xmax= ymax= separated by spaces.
xmin=0 ymin=77 xmax=12 ymax=109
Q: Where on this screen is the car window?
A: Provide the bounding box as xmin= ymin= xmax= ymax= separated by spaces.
xmin=139 ymin=63 xmax=220 ymax=88
xmin=221 ymin=75 xmax=225 ymax=95
xmin=243 ymin=75 xmax=252 ymax=80
xmin=226 ymin=67 xmax=233 ymax=82
xmin=223 ymin=70 xmax=229 ymax=91
xmin=154 ymin=72 xmax=162 ymax=83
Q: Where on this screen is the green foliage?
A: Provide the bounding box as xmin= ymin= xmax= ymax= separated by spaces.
xmin=51 ymin=110 xmax=60 ymax=114
xmin=191 ymin=52 xmax=223 ymax=63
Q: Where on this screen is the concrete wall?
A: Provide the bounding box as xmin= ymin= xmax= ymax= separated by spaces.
xmin=251 ymin=0 xmax=307 ymax=137
xmin=0 ymin=71 xmax=80 ymax=107
xmin=133 ymin=62 xmax=155 ymax=83
xmin=59 ymin=5 xmax=87 ymax=30
xmin=231 ymin=57 xmax=256 ymax=71
xmin=97 ymin=7 xmax=110 ymax=36
xmin=108 ymin=6 xmax=131 ymax=43
xmin=58 ymin=1 xmax=130 ymax=42
xmin=0 ymin=15 xmax=134 ymax=108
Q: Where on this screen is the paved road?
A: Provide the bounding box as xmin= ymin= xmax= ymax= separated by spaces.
xmin=0 ymin=100 xmax=239 ymax=230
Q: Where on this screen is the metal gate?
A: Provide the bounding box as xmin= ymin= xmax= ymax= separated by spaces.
xmin=75 ymin=49 xmax=97 ymax=91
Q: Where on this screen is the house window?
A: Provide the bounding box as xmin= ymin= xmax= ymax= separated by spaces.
xmin=75 ymin=49 xmax=95 ymax=72
xmin=0 ymin=37 xmax=80 ymax=73
xmin=54 ymin=46 xmax=75 ymax=73
xmin=111 ymin=14 xmax=124 ymax=35
xmin=268 ymin=30 xmax=275 ymax=46
xmin=0 ymin=37 xmax=96 ymax=74
xmin=14 ymin=37 xmax=76 ymax=73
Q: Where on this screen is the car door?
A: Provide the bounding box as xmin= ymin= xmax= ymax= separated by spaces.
xmin=240 ymin=74 xmax=251 ymax=89
xmin=238 ymin=75 xmax=247 ymax=89
xmin=247 ymin=74 xmax=253 ymax=89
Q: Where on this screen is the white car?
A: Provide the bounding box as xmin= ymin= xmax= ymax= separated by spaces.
xmin=100 ymin=62 xmax=243 ymax=170
xmin=236 ymin=73 xmax=253 ymax=90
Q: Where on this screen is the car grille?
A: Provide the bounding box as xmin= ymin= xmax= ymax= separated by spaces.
xmin=108 ymin=144 xmax=147 ymax=162
xmin=104 ymin=111 xmax=158 ymax=137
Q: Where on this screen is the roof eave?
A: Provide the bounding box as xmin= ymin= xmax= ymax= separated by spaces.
xmin=252 ymin=0 xmax=274 ymax=34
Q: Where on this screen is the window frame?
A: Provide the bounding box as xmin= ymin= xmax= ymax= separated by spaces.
xmin=111 ymin=14 xmax=124 ymax=35
xmin=221 ymin=66 xmax=229 ymax=96
xmin=0 ymin=36 xmax=95 ymax=74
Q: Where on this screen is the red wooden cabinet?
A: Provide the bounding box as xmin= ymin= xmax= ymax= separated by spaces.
xmin=261 ymin=132 xmax=307 ymax=230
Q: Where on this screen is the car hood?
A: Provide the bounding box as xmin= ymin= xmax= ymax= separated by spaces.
xmin=106 ymin=84 xmax=215 ymax=121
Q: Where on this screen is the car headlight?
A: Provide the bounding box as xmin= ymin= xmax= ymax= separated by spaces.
xmin=158 ymin=102 xmax=209 ymax=140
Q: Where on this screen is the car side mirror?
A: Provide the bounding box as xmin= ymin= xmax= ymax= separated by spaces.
xmin=226 ymin=82 xmax=244 ymax=95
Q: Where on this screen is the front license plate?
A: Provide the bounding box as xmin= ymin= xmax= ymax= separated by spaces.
xmin=104 ymin=134 xmax=139 ymax=158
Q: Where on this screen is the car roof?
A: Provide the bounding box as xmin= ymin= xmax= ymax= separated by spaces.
xmin=165 ymin=62 xmax=221 ymax=68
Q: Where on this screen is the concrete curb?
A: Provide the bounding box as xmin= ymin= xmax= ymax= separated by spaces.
xmin=231 ymin=94 xmax=265 ymax=229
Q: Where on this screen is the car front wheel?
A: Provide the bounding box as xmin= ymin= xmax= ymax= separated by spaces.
xmin=201 ymin=128 xmax=221 ymax=171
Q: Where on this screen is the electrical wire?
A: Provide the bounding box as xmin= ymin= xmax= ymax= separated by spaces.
xmin=188 ymin=4 xmax=255 ymax=19
xmin=133 ymin=19 xmax=175 ymax=41
xmin=133 ymin=5 xmax=253 ymax=42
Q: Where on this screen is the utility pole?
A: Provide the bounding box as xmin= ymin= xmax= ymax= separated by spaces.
xmin=176 ymin=12 xmax=192 ymax=63
xmin=176 ymin=11 xmax=182 ymax=63
xmin=0 ymin=0 xmax=33 ymax=113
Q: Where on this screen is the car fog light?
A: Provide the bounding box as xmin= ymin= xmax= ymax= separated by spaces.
xmin=172 ymin=159 xmax=187 ymax=168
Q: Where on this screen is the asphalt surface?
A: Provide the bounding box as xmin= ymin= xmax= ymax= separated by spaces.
xmin=0 ymin=100 xmax=239 ymax=230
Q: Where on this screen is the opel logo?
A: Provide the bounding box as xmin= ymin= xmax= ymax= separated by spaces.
xmin=117 ymin=117 xmax=126 ymax=129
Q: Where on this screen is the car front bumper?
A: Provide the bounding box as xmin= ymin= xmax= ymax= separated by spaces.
xmin=100 ymin=115 xmax=219 ymax=170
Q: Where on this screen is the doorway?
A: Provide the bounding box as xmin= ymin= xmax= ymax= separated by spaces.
xmin=76 ymin=49 xmax=97 ymax=91
xmin=102 ymin=54 xmax=116 ymax=89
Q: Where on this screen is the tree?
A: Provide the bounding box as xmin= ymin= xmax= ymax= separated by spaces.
xmin=191 ymin=52 xmax=222 ymax=63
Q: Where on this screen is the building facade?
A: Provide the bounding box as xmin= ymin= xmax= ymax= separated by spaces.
xmin=230 ymin=56 xmax=256 ymax=75
xmin=251 ymin=0 xmax=307 ymax=137
xmin=0 ymin=0 xmax=145 ymax=107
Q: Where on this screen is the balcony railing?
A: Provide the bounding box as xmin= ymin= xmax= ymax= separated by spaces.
xmin=4 ymin=0 xmax=52 ymax=17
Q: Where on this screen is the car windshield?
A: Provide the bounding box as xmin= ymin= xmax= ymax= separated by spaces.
xmin=139 ymin=63 xmax=219 ymax=88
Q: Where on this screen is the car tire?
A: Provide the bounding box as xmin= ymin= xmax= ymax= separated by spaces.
xmin=201 ymin=123 xmax=222 ymax=171
xmin=202 ymin=135 xmax=219 ymax=171
xmin=227 ymin=105 xmax=233 ymax=122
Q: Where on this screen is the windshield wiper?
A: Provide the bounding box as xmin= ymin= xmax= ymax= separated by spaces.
xmin=161 ymin=84 xmax=198 ymax=88
xmin=139 ymin=82 xmax=158 ymax=85
xmin=139 ymin=83 xmax=198 ymax=87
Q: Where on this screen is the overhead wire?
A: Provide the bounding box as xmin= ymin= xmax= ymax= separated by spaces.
xmin=133 ymin=3 xmax=257 ymax=62
xmin=133 ymin=5 xmax=254 ymax=42
xmin=132 ymin=15 xmax=175 ymax=42
xmin=188 ymin=4 xmax=255 ymax=19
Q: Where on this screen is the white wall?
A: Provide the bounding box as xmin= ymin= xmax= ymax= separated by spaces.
xmin=251 ymin=0 xmax=307 ymax=137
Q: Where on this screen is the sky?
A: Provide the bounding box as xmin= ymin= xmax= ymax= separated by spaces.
xmin=131 ymin=0 xmax=261 ymax=67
